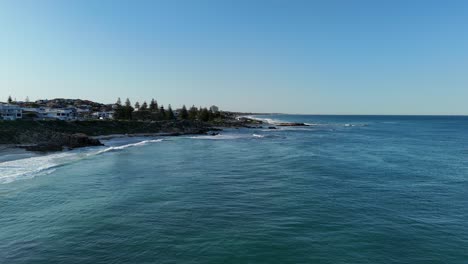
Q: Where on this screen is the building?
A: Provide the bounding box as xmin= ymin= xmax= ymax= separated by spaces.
xmin=43 ymin=108 xmax=77 ymax=121
xmin=91 ymin=111 xmax=114 ymax=120
xmin=0 ymin=104 xmax=22 ymax=120
xmin=25 ymin=107 xmax=77 ymax=121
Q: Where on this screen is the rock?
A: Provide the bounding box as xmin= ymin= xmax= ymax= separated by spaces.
xmin=17 ymin=133 xmax=102 ymax=152
xmin=67 ymin=133 xmax=103 ymax=149
xmin=20 ymin=144 xmax=64 ymax=152
xmin=276 ymin=122 xmax=309 ymax=127
xmin=268 ymin=126 xmax=277 ymax=129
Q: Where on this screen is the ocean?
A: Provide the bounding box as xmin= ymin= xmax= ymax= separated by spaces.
xmin=1 ymin=115 xmax=467 ymax=263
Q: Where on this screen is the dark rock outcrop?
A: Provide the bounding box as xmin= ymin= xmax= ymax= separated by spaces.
xmin=1 ymin=120 xmax=219 ymax=152
xmin=17 ymin=133 xmax=103 ymax=152
xmin=276 ymin=122 xmax=309 ymax=127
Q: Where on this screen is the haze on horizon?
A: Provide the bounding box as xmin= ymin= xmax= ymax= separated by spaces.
xmin=1 ymin=0 xmax=467 ymax=115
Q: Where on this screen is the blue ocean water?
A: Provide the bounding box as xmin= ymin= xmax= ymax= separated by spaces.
xmin=1 ymin=115 xmax=467 ymax=263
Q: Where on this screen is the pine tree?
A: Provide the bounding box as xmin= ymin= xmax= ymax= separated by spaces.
xmin=149 ymin=99 xmax=159 ymax=112
xmin=7 ymin=96 xmax=12 ymax=104
xmin=159 ymin=106 xmax=166 ymax=120
xmin=140 ymin=101 xmax=148 ymax=110
xmin=198 ymin=107 xmax=210 ymax=122
xmin=180 ymin=105 xmax=189 ymax=119
xmin=134 ymin=101 xmax=140 ymax=109
xmin=25 ymin=96 xmax=30 ymax=103
xmin=114 ymin=98 xmax=134 ymax=120
xmin=116 ymin=97 xmax=122 ymax=106
xmin=208 ymin=109 xmax=214 ymax=121
xmin=166 ymin=105 xmax=175 ymax=120
xmin=188 ymin=105 xmax=198 ymax=120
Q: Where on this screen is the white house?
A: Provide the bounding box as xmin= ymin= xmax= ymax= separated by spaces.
xmin=92 ymin=111 xmax=114 ymax=120
xmin=25 ymin=107 xmax=77 ymax=120
xmin=43 ymin=108 xmax=77 ymax=120
xmin=0 ymin=104 xmax=22 ymax=120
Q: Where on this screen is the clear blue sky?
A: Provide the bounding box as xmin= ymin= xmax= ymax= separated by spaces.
xmin=1 ymin=0 xmax=467 ymax=114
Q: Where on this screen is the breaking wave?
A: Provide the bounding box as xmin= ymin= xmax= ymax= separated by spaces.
xmin=188 ymin=133 xmax=267 ymax=140
xmin=0 ymin=139 xmax=164 ymax=184
xmin=94 ymin=139 xmax=163 ymax=154
xmin=240 ymin=115 xmax=285 ymax=125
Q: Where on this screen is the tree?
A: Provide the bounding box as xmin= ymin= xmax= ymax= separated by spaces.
xmin=134 ymin=101 xmax=140 ymax=109
xmin=166 ymin=105 xmax=175 ymax=120
xmin=114 ymin=105 xmax=124 ymax=120
xmin=116 ymin=97 xmax=122 ymax=106
xmin=180 ymin=105 xmax=189 ymax=120
xmin=7 ymin=96 xmax=12 ymax=104
xmin=114 ymin=98 xmax=134 ymax=120
xmin=125 ymin=98 xmax=131 ymax=107
xmin=25 ymin=96 xmax=30 ymax=103
xmin=198 ymin=107 xmax=210 ymax=122
xmin=188 ymin=105 xmax=198 ymax=120
xmin=159 ymin=106 xmax=166 ymax=119
xmin=140 ymin=101 xmax=148 ymax=110
xmin=208 ymin=109 xmax=214 ymax=121
xmin=149 ymin=98 xmax=158 ymax=112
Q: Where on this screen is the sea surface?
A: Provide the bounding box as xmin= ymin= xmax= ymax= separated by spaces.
xmin=1 ymin=115 xmax=467 ymax=263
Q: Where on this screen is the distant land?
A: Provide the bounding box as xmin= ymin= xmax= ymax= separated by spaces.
xmin=0 ymin=97 xmax=266 ymax=152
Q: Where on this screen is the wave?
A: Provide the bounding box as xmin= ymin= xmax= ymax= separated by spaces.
xmin=344 ymin=123 xmax=368 ymax=127
xmin=304 ymin=123 xmax=321 ymax=126
xmin=0 ymin=139 xmax=164 ymax=184
xmin=189 ymin=133 xmax=271 ymax=140
xmin=0 ymin=152 xmax=78 ymax=184
xmin=189 ymin=134 xmax=252 ymax=140
xmin=240 ymin=115 xmax=285 ymax=125
xmin=94 ymin=139 xmax=163 ymax=154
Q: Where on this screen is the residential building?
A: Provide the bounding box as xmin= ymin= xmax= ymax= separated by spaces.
xmin=0 ymin=104 xmax=22 ymax=120
xmin=24 ymin=107 xmax=76 ymax=121
xmin=92 ymin=111 xmax=114 ymax=120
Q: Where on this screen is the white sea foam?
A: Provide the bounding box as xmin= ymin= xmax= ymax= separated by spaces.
xmin=241 ymin=115 xmax=284 ymax=125
xmin=189 ymin=133 xmax=268 ymax=140
xmin=0 ymin=152 xmax=78 ymax=184
xmin=304 ymin=123 xmax=321 ymax=126
xmin=94 ymin=139 xmax=163 ymax=154
xmin=188 ymin=134 xmax=248 ymax=140
xmin=343 ymin=123 xmax=368 ymax=127
xmin=0 ymin=139 xmax=164 ymax=184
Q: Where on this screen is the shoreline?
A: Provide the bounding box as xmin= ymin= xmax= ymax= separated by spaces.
xmin=0 ymin=119 xmax=253 ymax=153
xmin=91 ymin=130 xmax=221 ymax=140
xmin=0 ymin=130 xmax=218 ymax=163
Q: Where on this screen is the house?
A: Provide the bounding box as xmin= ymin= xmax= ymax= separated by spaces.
xmin=43 ymin=108 xmax=77 ymax=120
xmin=92 ymin=111 xmax=114 ymax=120
xmin=0 ymin=104 xmax=22 ymax=120
xmin=27 ymin=107 xmax=77 ymax=120
xmin=76 ymin=108 xmax=92 ymax=120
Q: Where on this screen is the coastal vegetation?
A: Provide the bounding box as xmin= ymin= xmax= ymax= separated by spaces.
xmin=113 ymin=98 xmax=221 ymax=122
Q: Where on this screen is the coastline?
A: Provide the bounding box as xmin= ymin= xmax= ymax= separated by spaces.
xmin=91 ymin=130 xmax=220 ymax=140
xmin=0 ymin=117 xmax=261 ymax=153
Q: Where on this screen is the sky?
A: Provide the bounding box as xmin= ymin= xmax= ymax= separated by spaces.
xmin=1 ymin=0 xmax=467 ymax=114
